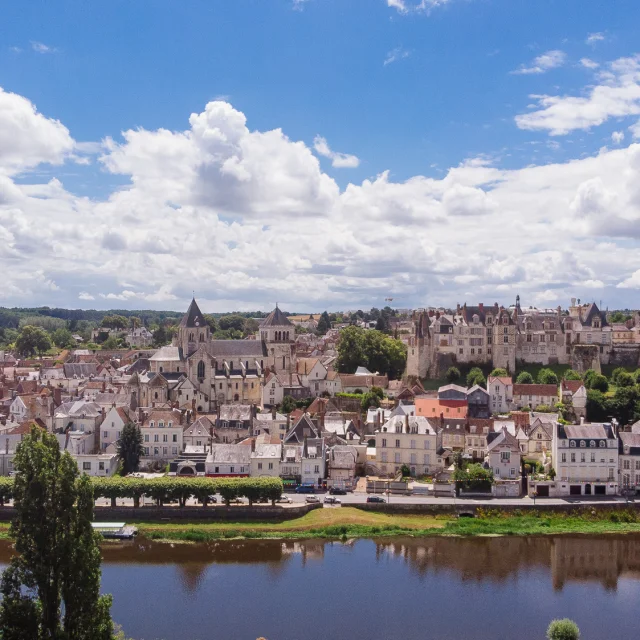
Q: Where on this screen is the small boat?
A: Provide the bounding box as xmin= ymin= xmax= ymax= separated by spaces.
xmin=91 ymin=522 xmax=138 ymax=540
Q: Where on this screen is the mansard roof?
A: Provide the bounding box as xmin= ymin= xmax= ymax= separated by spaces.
xmin=581 ymin=302 xmax=608 ymax=327
xmin=179 ymin=298 xmax=206 ymax=329
xmin=261 ymin=306 xmax=293 ymax=328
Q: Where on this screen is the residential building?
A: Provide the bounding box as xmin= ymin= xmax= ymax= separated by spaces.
xmin=512 ymin=384 xmax=558 ymax=411
xmin=524 ymin=416 xmax=555 ymax=462
xmin=205 ymin=444 xmax=251 ymax=477
xmin=551 ymin=422 xmax=619 ymax=496
xmin=100 ymin=406 xmax=137 ymax=452
xmin=182 ymin=415 xmax=214 ymax=449
xmin=464 ymin=419 xmax=494 ymax=461
xmin=618 ymin=432 xmax=640 ymax=490
xmin=467 ymin=385 xmax=490 ymax=419
xmin=216 ymin=405 xmax=256 ymax=443
xmin=375 ymin=415 xmax=443 ymax=477
xmin=487 ymin=427 xmax=521 ymax=480
xmin=250 ymin=439 xmax=282 ymax=478
xmin=140 ymin=408 xmax=184 ymax=461
xmin=560 ymin=380 xmax=588 ymax=420
xmin=74 ymin=453 xmax=119 ymax=477
xmin=487 ymin=375 xmax=513 ymax=414
xmin=253 ymin=410 xmax=289 ymax=441
xmin=415 ymin=398 xmax=468 ymax=419
xmin=327 ymin=445 xmax=359 ymax=489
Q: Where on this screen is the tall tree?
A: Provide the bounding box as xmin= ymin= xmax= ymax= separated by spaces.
xmin=0 ymin=427 xmax=113 ymax=640
xmin=117 ymin=422 xmax=144 ymax=475
xmin=15 ymin=325 xmax=52 ymax=357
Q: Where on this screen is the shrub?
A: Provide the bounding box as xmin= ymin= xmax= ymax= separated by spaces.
xmin=445 ymin=367 xmax=461 ymax=383
xmin=466 ymin=367 xmax=486 ymax=389
xmin=489 ymin=368 xmax=508 ymax=377
xmin=583 ymin=369 xmax=598 ymax=388
xmin=563 ymin=369 xmax=582 ymax=380
xmin=516 ymin=372 xmax=534 ymax=384
xmin=547 ymin=619 xmax=580 ymax=640
xmin=537 ymin=368 xmax=558 ymax=385
xmin=590 ymin=374 xmax=609 ymax=393
xmin=616 ymin=371 xmax=635 ymax=388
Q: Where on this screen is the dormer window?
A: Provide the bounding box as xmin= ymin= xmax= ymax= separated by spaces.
xmin=570 ymin=441 xmax=575 ymax=447
xmin=589 ymin=440 xmax=595 ymax=447
xmin=159 ymin=421 xmax=164 ymax=428
xmin=580 ymin=440 xmax=585 ymax=447
xmin=599 ymin=441 xmax=605 ymax=448
xmin=149 ymin=421 xmax=155 ymax=427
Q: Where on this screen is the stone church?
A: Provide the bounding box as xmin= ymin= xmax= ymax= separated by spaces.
xmin=134 ymin=298 xmax=296 ymax=412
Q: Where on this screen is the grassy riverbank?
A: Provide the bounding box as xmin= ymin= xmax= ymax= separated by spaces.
xmin=129 ymin=507 xmax=640 ymax=542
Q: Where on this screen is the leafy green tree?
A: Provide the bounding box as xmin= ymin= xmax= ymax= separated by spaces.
xmin=445 ymin=367 xmax=461 ymax=383
xmin=101 ymin=314 xmax=128 ymax=330
xmin=590 ymin=374 xmax=609 ymax=393
xmin=547 ymin=619 xmax=580 ymax=640
xmin=537 ymin=368 xmax=558 ymax=385
xmin=611 ymin=367 xmax=628 ymax=385
xmin=218 ymin=314 xmax=247 ymax=332
xmin=129 ymin=316 xmax=141 ymax=329
xmin=316 ymin=311 xmax=330 ymax=335
xmin=117 ymin=423 xmax=144 ymax=475
xmin=280 ymin=395 xmax=296 ymax=414
xmin=466 ymin=367 xmax=486 ymax=388
xmin=516 ymin=371 xmax=534 ymax=384
xmin=15 ymin=325 xmax=52 ymax=357
xmin=101 ymin=335 xmax=120 ymax=350
xmin=361 ymin=391 xmax=381 ymax=412
xmin=583 ymin=369 xmax=598 ymax=388
xmin=586 ymin=389 xmax=608 ymax=422
xmin=489 ymin=368 xmax=509 ymax=377
xmin=370 ymin=386 xmax=385 ymax=399
xmin=51 ymin=328 xmax=74 ymax=349
xmin=400 ymin=464 xmax=411 ymax=478
xmin=0 ymin=427 xmax=113 ymax=640
xmin=563 ymin=369 xmax=582 ymax=380
xmin=609 ymin=386 xmax=640 ymax=425
xmin=609 ymin=311 xmax=630 ymax=323
xmin=616 ymin=371 xmax=635 ymax=388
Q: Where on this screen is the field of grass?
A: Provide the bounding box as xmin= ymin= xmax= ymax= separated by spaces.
xmin=129 ymin=507 xmax=640 ymax=541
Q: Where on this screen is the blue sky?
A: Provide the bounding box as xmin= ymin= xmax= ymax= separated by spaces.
xmin=1 ymin=0 xmax=640 ymax=312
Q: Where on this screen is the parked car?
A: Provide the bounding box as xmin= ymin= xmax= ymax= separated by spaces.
xmin=329 ymin=487 xmax=347 ymax=495
xmin=229 ymin=497 xmax=245 ymax=504
xmin=206 ymin=495 xmax=218 ymax=504
xmin=324 ymin=496 xmax=341 ymax=505
xmin=305 ymin=495 xmax=320 ymax=504
xmin=295 ymin=485 xmax=316 ymax=494
xmin=277 ymin=495 xmax=293 ymax=504
xmin=367 ymin=496 xmax=386 ymax=503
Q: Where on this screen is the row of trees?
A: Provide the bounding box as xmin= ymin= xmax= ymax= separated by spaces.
xmin=335 ymin=326 xmax=407 ymax=379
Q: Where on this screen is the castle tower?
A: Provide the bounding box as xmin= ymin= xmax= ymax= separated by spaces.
xmin=406 ymin=311 xmax=430 ymax=379
xmin=176 ymin=298 xmax=209 ymax=358
xmin=260 ymin=305 xmax=295 ymax=374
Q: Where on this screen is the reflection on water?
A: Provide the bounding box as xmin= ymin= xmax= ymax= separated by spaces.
xmin=1 ymin=536 xmax=639 ymax=639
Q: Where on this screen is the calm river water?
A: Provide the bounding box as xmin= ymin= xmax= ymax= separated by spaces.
xmin=2 ymin=535 xmax=640 ymax=640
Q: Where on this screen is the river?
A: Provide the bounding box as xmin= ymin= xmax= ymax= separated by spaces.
xmin=2 ymin=535 xmax=640 ymax=639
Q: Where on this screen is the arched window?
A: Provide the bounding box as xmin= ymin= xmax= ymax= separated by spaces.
xmin=189 ymin=332 xmax=194 ymax=342
xmin=599 ymin=441 xmax=606 ymax=448
xmin=580 ymin=440 xmax=585 ymax=447
xmin=590 ymin=440 xmax=595 ymax=447
xmin=570 ymin=441 xmax=576 ymax=448
xmin=282 ymin=356 xmax=286 ymax=370
xmin=154 ymin=392 xmax=158 ymax=400
xmin=197 ymin=361 xmax=205 ymax=379
xmin=159 ymin=367 xmax=163 ymax=373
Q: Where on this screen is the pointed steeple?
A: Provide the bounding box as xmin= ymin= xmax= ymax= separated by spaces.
xmin=180 ymin=298 xmax=205 ymax=328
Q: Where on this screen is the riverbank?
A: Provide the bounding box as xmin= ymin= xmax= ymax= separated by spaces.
xmin=130 ymin=507 xmax=640 ymax=541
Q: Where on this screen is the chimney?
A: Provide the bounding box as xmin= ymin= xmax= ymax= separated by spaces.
xmin=53 ymin=387 xmax=62 ymax=407
xmin=251 ymin=437 xmax=256 ymax=453
xmin=440 ymin=412 xmax=444 ymax=429
xmin=479 ymin=303 xmax=484 ymax=312
xmin=102 ymin=380 xmax=106 ymax=393
xmin=286 ymin=413 xmax=291 ymax=429
xmin=580 ymin=416 xmax=585 ymax=425
xmin=405 ymin=413 xmax=409 ymax=433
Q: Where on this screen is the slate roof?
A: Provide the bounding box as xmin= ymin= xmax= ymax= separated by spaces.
xmin=63 ymin=363 xmax=98 ymax=378
xmin=329 ymin=445 xmax=358 ymax=468
xmin=218 ymin=405 xmax=253 ymax=422
xmin=184 ymin=416 xmax=214 ymax=437
xmin=487 ymin=427 xmax=520 ymax=452
xmin=619 ymin=432 xmax=640 ymax=455
xmin=141 ymin=408 xmax=183 ymax=427
xmin=261 ymin=306 xmax=293 ymax=328
xmin=284 ymin=414 xmax=320 ymax=443
xmin=149 ymin=346 xmax=182 ymax=362
xmin=207 ymin=444 xmax=251 ymax=465
xmin=180 ymin=298 xmax=206 ymax=329
xmin=252 ymin=443 xmax=282 ymax=460
xmin=581 ymin=302 xmax=608 ymax=328
xmin=560 ymin=423 xmax=614 ymax=439
xmin=210 ymin=340 xmax=267 ymax=358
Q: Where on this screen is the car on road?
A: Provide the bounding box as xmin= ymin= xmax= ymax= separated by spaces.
xmin=366 ymin=495 xmax=386 ymax=503
xmin=324 ymin=496 xmax=341 ymax=505
xmin=277 ymin=495 xmax=293 ymax=504
xmin=206 ymin=495 xmax=218 ymax=504
xmin=295 ymin=485 xmax=316 ymax=494
xmin=329 ymin=487 xmax=347 ymax=495
xmin=305 ymin=495 xmax=320 ymax=504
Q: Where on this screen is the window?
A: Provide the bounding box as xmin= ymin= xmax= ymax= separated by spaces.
xmin=269 ymin=462 xmax=274 ymax=470
xmin=172 ymin=447 xmax=177 ymax=455
xmin=580 ymin=453 xmax=585 ymax=463
xmin=103 ymin=431 xmax=108 ymax=439
xmin=314 ymin=465 xmax=319 ymax=473
xmin=163 ymin=434 xmax=168 ymax=443
xmin=561 ymin=453 xmax=566 ymax=463
xmin=570 ymin=441 xmax=576 ymax=448
xmin=381 ymin=452 xmax=388 ymax=463
xmin=154 ymin=434 xmax=159 ymax=443
xmin=599 ymin=441 xmax=605 ymax=448
xmin=591 ymin=453 xmax=595 ymax=463
xmin=624 ymin=459 xmax=630 ymax=470
xmin=163 ymin=447 xmax=167 ymax=455
xmin=424 ymin=454 xmax=430 ymax=465
xmin=424 ymin=440 xmax=431 ymax=449
xmin=394 ymin=453 xmax=401 ymax=464
xmin=410 ymin=440 xmax=416 ymax=449
xmin=580 ymin=440 xmax=585 ymax=447
xmin=258 ymin=463 xmax=263 ymax=470
xmin=501 ymin=451 xmax=510 ymax=462
xmin=197 ymin=361 xmax=205 ymax=378
xmin=144 ymin=447 xmax=149 ymax=455
xmin=230 ymin=467 xmax=235 ymax=473
xmin=571 ymin=453 xmax=576 ymax=462
xmin=168 ymin=421 xmax=173 ymax=428
xmin=144 ymin=434 xmax=149 ymax=443
xmin=395 ymin=439 xmax=400 ymax=448
xmin=99 ymin=461 xmax=105 ymax=471
xmin=83 ymin=462 xmax=91 ymax=471
xmin=381 ymin=438 xmax=387 ymax=448
xmin=173 ymin=434 xmax=177 ymax=442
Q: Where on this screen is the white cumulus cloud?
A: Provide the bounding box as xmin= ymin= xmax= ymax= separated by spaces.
xmin=313 ymin=136 xmax=360 ymax=168
xmin=512 ymin=50 xmax=566 ymax=75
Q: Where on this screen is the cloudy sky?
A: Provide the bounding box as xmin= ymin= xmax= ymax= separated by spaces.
xmin=2 ymin=0 xmax=640 ymax=313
